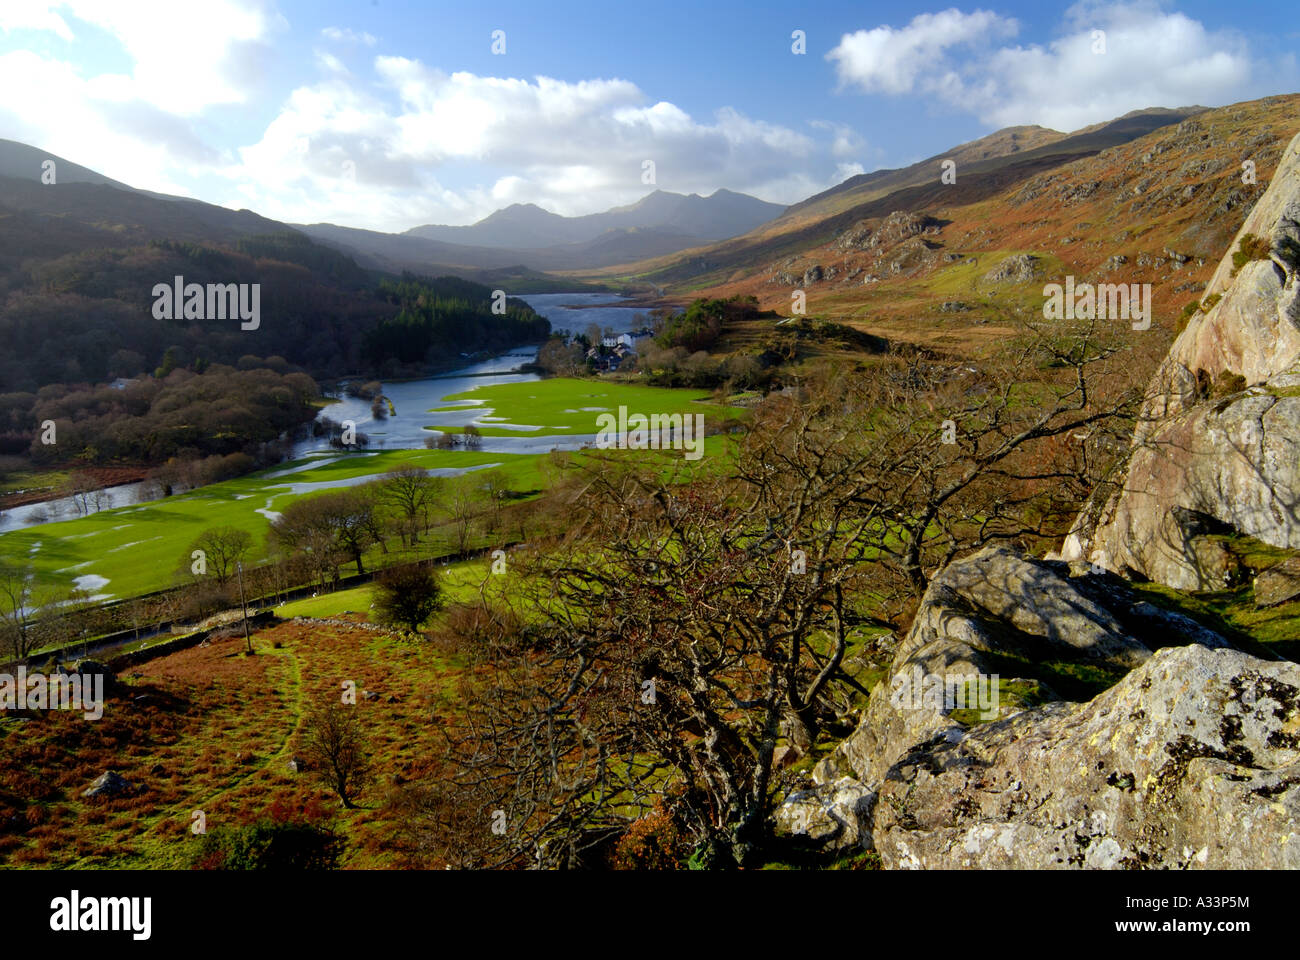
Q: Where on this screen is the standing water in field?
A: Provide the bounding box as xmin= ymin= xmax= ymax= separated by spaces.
xmin=0 ymin=294 xmax=649 ymax=533
xmin=290 ymin=293 xmax=648 ymax=457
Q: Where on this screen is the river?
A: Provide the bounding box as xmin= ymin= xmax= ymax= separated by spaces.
xmin=0 ymin=293 xmax=648 ymax=534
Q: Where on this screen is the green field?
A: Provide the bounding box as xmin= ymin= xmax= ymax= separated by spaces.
xmin=428 ymin=377 xmax=741 ymax=436
xmin=0 ymin=448 xmax=541 ymax=602
xmin=0 ymin=376 xmax=746 ymax=607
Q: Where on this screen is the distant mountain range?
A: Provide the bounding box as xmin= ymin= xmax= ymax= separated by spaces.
xmin=610 ymin=105 xmax=1217 ymax=290
xmin=297 ymin=189 xmax=786 ymax=272
xmin=0 ymin=137 xmax=785 ymax=275
xmin=407 ymin=189 xmax=786 ymax=248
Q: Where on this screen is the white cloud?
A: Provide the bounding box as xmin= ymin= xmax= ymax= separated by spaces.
xmin=9 ymin=1 xmax=284 ymax=115
xmin=810 ymin=120 xmax=868 ymax=159
xmin=828 ymin=8 xmax=1018 ymax=95
xmin=0 ymin=5 xmax=73 ymax=40
xmin=321 ymin=26 xmax=377 ymax=46
xmin=828 ymin=2 xmax=1259 ymax=133
xmin=0 ymin=48 xmax=203 ymax=194
xmin=0 ymin=0 xmax=286 ymax=195
xmin=975 ymin=2 xmax=1253 ymax=130
xmin=1 ymin=2 xmax=946 ymax=233
xmin=226 ymin=62 xmax=834 ymax=230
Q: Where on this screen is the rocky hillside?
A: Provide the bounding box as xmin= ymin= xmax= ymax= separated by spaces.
xmin=769 ymin=120 xmax=1300 ymax=870
xmin=601 ymin=96 xmax=1298 ymax=372
xmin=1062 ymin=129 xmax=1300 ymax=591
xmin=774 ymin=546 xmax=1300 ymax=868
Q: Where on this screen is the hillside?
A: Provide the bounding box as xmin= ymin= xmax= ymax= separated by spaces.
xmin=777 ymin=120 xmax=1300 ymax=869
xmin=572 ymin=107 xmax=1203 ymax=290
xmin=591 ymin=97 xmax=1296 ymax=379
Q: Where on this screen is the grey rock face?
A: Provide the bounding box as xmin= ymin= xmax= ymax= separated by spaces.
xmin=873 ymin=645 xmax=1300 ymax=869
xmin=816 ymin=546 xmax=1229 ymax=789
xmin=1256 ymin=556 xmax=1300 ymax=607
xmin=1070 ymin=385 xmax=1300 ymax=590
xmin=1063 ymin=132 xmax=1300 ymax=588
xmin=774 ymin=777 xmax=875 ymax=852
xmin=982 ymin=253 xmax=1040 ymax=284
xmin=82 ymin=770 xmax=132 ymax=798
xmin=780 ymin=546 xmax=1300 ymax=868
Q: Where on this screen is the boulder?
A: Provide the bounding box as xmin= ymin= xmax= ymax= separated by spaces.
xmin=814 ymin=546 xmax=1228 ymax=789
xmin=82 ymin=771 xmax=132 ymax=798
xmin=773 ymin=777 xmax=875 ymax=851
xmin=982 ymin=253 xmax=1040 ymax=284
xmin=771 ymin=745 xmax=802 ymax=770
xmin=1066 ymin=382 xmax=1300 ymax=590
xmin=72 ymin=659 xmax=116 ymax=689
xmin=873 ymin=645 xmax=1300 ymax=869
xmin=1256 ymin=556 xmax=1300 ymax=607
xmin=836 ymin=222 xmax=874 ymax=251
xmin=782 ymin=543 xmax=1299 ymax=868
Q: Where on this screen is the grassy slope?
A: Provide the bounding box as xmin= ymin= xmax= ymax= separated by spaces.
xmin=0 ymin=620 xmax=454 ymax=867
xmin=273 ymin=560 xmax=490 ymax=620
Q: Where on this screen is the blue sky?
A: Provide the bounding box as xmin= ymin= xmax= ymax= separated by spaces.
xmin=0 ymin=1 xmax=1295 ymax=231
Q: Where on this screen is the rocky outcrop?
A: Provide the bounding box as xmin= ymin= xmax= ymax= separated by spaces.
xmin=1256 ymin=556 xmax=1300 ymax=608
xmin=807 ymin=546 xmax=1228 ymax=789
xmin=982 ymin=253 xmax=1040 ymax=284
xmin=771 ymin=545 xmax=1300 ymax=867
xmin=873 ymin=644 xmax=1300 ymax=869
xmin=1061 ymin=132 xmax=1300 ymax=589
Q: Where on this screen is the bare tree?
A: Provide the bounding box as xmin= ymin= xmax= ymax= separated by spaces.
xmin=376 ymin=465 xmax=435 ymax=545
xmin=301 ymin=701 xmax=372 ymax=808
xmin=270 ymin=487 xmax=378 ymax=581
xmin=440 ymin=476 xmax=483 ymax=555
xmin=187 ymin=527 xmax=254 ymax=586
xmin=0 ymin=563 xmax=35 ymax=660
xmin=430 ymin=320 xmax=1139 ymax=868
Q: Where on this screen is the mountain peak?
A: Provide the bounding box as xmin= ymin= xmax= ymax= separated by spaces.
xmin=405 ymin=188 xmax=785 ymax=251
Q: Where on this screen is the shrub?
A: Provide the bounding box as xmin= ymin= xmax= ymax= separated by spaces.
xmin=189 ymin=818 xmax=344 ymax=870
xmin=1213 ymin=370 xmax=1248 ymax=397
xmin=1231 ymin=233 xmax=1272 ymax=274
xmin=429 ymin=600 xmax=523 ymax=660
xmin=372 ymin=564 xmax=444 ymax=636
xmin=611 ymin=801 xmax=690 ymax=870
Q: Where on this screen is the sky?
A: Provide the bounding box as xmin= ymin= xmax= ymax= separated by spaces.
xmin=0 ymin=0 xmax=1295 ymax=232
